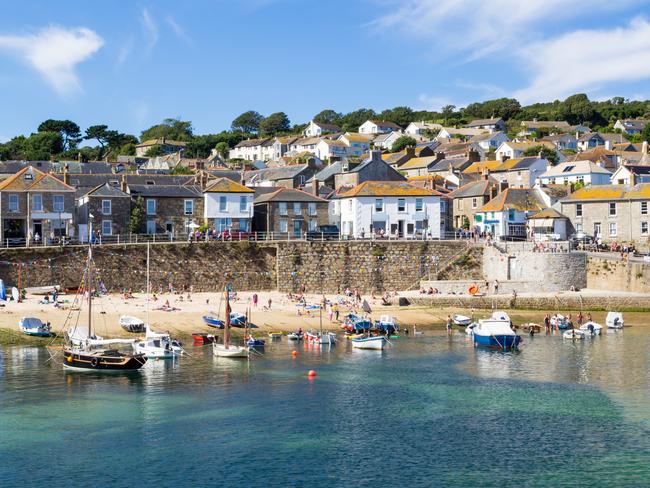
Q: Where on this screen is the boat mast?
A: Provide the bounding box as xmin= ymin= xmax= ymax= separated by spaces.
xmin=224 ymin=286 xmax=231 ymax=349
xmin=146 ymin=242 xmax=150 ymax=326
xmin=87 ymin=242 xmax=92 ymax=338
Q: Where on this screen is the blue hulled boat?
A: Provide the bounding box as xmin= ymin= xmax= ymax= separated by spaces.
xmin=203 ymin=315 xmax=224 ymax=328
xmin=472 ymin=319 xmax=521 ymax=350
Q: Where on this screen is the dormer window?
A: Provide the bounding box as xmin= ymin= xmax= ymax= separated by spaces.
xmin=146 ymin=180 xmax=155 ymax=185
xmin=24 ymin=173 xmax=33 ymax=181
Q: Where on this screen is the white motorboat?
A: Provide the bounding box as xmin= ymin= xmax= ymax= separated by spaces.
xmin=305 ymin=331 xmax=336 ymax=344
xmin=579 ymin=321 xmax=602 ymax=336
xmin=120 ymin=315 xmax=145 ymax=333
xmin=19 ymin=317 xmax=51 ymax=337
xmin=605 ymin=312 xmax=624 ymax=329
xmin=491 ymin=310 xmax=511 ymax=323
xmin=351 ymin=335 xmax=387 ymax=350
xmin=563 ymin=329 xmax=585 ymax=340
xmin=135 ymin=325 xmax=183 ymax=359
xmin=472 ymin=319 xmax=521 ymax=349
xmin=287 ymin=332 xmax=303 ymax=341
xmin=453 ymin=314 xmax=472 ymax=326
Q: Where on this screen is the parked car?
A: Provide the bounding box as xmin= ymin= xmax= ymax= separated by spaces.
xmin=220 ymin=230 xmax=256 ymax=241
xmin=306 ymin=225 xmax=340 ymax=241
xmin=569 ymin=233 xmax=594 ymax=248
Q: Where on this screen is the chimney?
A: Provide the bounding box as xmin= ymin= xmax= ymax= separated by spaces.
xmin=240 ymin=170 xmax=246 ymax=186
xmin=120 ymin=174 xmax=127 ymax=193
xmin=468 ymin=149 xmax=480 ymax=162
xmin=435 ymin=151 xmax=446 ymax=160
xmin=312 ymin=177 xmax=319 ymax=196
xmin=630 ymin=171 xmax=637 ymax=186
xmin=369 ymin=149 xmax=382 ymax=162
xmin=499 ymin=181 xmax=509 ymax=193
xmin=490 ymin=184 xmax=498 ymax=199
xmin=605 ymin=140 xmax=612 ymax=150
xmin=406 ymin=146 xmax=415 ymax=157
xmin=643 ymin=141 xmax=648 ymax=156
xmin=576 ymin=131 xmax=580 ymax=141
xmin=499 ymin=152 xmax=509 ymax=162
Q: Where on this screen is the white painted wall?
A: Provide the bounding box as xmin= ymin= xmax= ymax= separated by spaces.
xmin=204 ymin=192 xmax=254 ymax=226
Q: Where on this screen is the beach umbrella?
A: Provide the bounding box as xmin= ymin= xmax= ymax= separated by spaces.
xmin=0 ymin=279 xmax=5 ymax=301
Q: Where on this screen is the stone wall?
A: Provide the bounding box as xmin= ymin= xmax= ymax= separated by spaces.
xmin=587 ymin=256 xmax=650 ymax=293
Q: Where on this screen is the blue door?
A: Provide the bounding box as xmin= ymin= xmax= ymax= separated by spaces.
xmin=293 ymin=220 xmax=302 ymax=237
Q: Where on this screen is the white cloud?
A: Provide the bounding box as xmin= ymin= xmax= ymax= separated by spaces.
xmin=514 ymin=18 xmax=650 ymax=103
xmin=0 ymin=26 xmax=103 ymax=94
xmin=417 ymin=93 xmax=461 ymax=111
xmin=165 ymin=15 xmax=192 ymax=45
xmin=140 ymin=8 xmax=159 ymax=52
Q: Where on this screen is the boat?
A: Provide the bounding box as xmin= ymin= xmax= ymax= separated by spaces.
xmin=18 ymin=317 xmax=51 ymax=337
xmin=120 ymin=315 xmax=145 ymax=333
xmin=452 ymin=314 xmax=472 ymax=326
xmin=563 ymin=329 xmax=585 ymax=340
xmin=472 ymin=319 xmax=521 ymax=350
xmin=135 ymin=325 xmax=183 ymax=359
xmin=351 ymin=335 xmax=387 ymax=350
xmin=606 ymin=312 xmax=624 ymax=329
xmin=579 ymin=321 xmax=602 ymax=336
xmin=287 ymin=332 xmax=303 ymax=341
xmin=491 ymin=310 xmax=511 ymax=323
xmin=245 ymin=335 xmax=266 ymax=347
xmin=203 ymin=315 xmax=224 ymax=328
xmin=465 ymin=322 xmax=478 ymax=336
xmin=374 ymin=315 xmax=399 ymax=335
xmin=192 ymin=332 xmax=215 ymax=344
xmin=212 ymin=287 xmax=249 ymax=358
xmin=60 ymin=244 xmax=146 ymax=372
xmin=305 ymin=330 xmax=336 ymax=344
xmin=24 ymin=285 xmax=60 ymax=295
xmin=268 ymin=332 xmax=283 ymax=339
xmin=342 ymin=314 xmax=372 ymax=333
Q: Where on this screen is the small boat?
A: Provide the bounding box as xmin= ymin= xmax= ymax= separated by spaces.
xmin=268 ymin=332 xmax=283 ymax=339
xmin=579 ymin=322 xmax=602 ymax=336
xmin=287 ymin=332 xmax=303 ymax=341
xmin=452 ymin=314 xmax=472 ymax=326
xmin=246 ymin=335 xmax=266 ymax=347
xmin=465 ymin=322 xmax=478 ymax=336
xmin=18 ymin=317 xmax=51 ymax=337
xmin=25 ymin=285 xmax=60 ymax=295
xmin=605 ymin=312 xmax=624 ymax=329
xmin=212 ymin=288 xmax=249 ymax=359
xmin=305 ymin=330 xmax=336 ymax=345
xmin=135 ymin=325 xmax=183 ymax=359
xmin=192 ymin=333 xmax=215 ymax=344
xmin=563 ymin=329 xmax=585 ymax=340
xmin=351 ymin=335 xmax=387 ymax=350
xmin=472 ymin=319 xmax=521 ymax=350
xmin=374 ymin=315 xmax=399 ymax=335
xmin=120 ymin=315 xmax=145 ymax=333
xmin=491 ymin=311 xmax=511 ymax=323
xmin=230 ymin=312 xmax=247 ymax=327
xmin=342 ymin=314 xmax=372 ymax=333
xmin=203 ymin=315 xmax=224 ymax=329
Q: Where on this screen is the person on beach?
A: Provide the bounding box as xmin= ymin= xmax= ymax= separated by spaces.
xmin=333 ymin=302 xmax=339 ymax=321
xmin=252 ymin=293 xmax=258 ymax=307
xmin=587 ymin=312 xmax=592 ymax=322
xmin=267 ymin=297 xmax=272 ymax=310
xmin=577 ymin=312 xmax=583 ymax=326
xmin=544 ymin=314 xmax=550 ymax=334
xmin=446 ymin=315 xmax=453 ymax=334
xmin=494 ymin=280 xmax=499 ymax=294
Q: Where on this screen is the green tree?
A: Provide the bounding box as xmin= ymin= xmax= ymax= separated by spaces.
xmin=463 ymin=98 xmax=521 ymax=121
xmin=169 ymin=165 xmax=194 ymax=175
xmin=22 ymin=132 xmax=64 ymax=160
xmin=129 ymin=197 xmax=145 ymax=233
xmin=144 ymin=145 xmax=164 ymax=157
xmin=340 ymin=108 xmax=377 ymax=132
xmin=379 ymin=106 xmax=413 ymax=127
xmin=85 ymin=125 xmax=111 ymax=153
xmin=259 ymin=112 xmax=290 ymax=136
xmin=390 ymin=135 xmax=417 ymax=152
xmin=0 ymin=135 xmax=27 ymax=160
xmin=37 ymin=119 xmax=82 ymax=150
xmin=140 ymin=118 xmax=193 ymax=141
xmin=231 ymin=111 xmax=263 ymax=133
xmin=559 ymin=93 xmax=594 ymax=125
xmin=215 ymin=141 xmax=229 ymax=159
xmin=523 ymin=145 xmax=558 ymax=164
xmin=640 ymin=123 xmax=650 ymax=143
xmin=441 ymin=105 xmax=456 ymax=124
xmin=313 ymin=109 xmax=342 ymax=126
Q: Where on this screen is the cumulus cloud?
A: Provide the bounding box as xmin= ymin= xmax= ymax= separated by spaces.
xmin=0 ymin=26 xmax=103 ymax=95
xmin=514 ymin=18 xmax=650 ymax=102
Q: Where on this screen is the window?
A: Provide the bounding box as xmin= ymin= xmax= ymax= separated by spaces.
xmin=575 ymin=223 xmax=583 ymax=233
xmin=308 ymin=202 xmax=317 ymax=216
xmin=594 ymin=222 xmax=601 ymax=237
xmin=53 ymin=195 xmax=64 ymax=212
xmin=309 ymin=220 xmax=317 ymax=231
xmin=642 ymin=201 xmax=648 ymax=215
xmin=146 ymin=199 xmax=156 ymax=215
xmin=415 ymin=198 xmax=423 ymax=212
xmin=101 ymin=200 xmax=111 ymax=215
xmin=398 ymin=198 xmax=406 ymax=212
xmin=184 ymin=200 xmax=193 ymax=215
xmin=219 ymin=196 xmax=227 ymax=212
xmin=609 ymin=202 xmax=616 ymax=216
xmin=293 ymin=202 xmax=301 ymax=214
xmin=279 ymin=219 xmax=288 ymax=233
xmin=441 ymin=200 xmax=446 ymax=212
xmin=375 ymin=199 xmax=383 ymax=212
xmin=576 ymin=204 xmax=582 ymax=217
xmin=146 ymin=220 xmax=156 ymax=234
xmin=32 ymin=194 xmax=43 ymax=212
xmin=102 ymin=220 xmax=112 ymax=236
xmin=472 ymin=197 xmax=477 ymax=209
xmin=239 ymin=218 xmax=249 ymax=232
xmin=642 ymin=221 xmax=648 ymax=235
xmin=609 ymin=222 xmax=617 ymax=237
xmin=508 ymin=209 xmax=515 ymax=221
xmin=279 ymin=202 xmax=288 ymax=215
xmin=8 ymin=194 xmax=19 ymax=212
xmin=240 ymin=196 xmax=247 ymax=213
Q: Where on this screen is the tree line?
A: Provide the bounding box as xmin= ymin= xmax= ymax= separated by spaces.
xmin=2 ymin=93 xmax=650 ymax=162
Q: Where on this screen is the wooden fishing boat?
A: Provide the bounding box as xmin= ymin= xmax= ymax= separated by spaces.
xmin=212 ymin=288 xmax=249 ymax=359
xmin=351 ymin=335 xmax=387 ymax=350
xmin=192 ymin=333 xmax=215 ymax=344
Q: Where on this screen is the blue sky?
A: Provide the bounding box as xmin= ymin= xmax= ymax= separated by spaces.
xmin=1 ymin=0 xmax=650 ymax=141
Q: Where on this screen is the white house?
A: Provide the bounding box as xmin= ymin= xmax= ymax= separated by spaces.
xmin=229 ymin=138 xmax=273 ymax=161
xmin=358 ymin=120 xmax=402 ymax=135
xmin=203 ymin=177 xmax=255 ymax=231
xmin=495 ymin=141 xmax=560 ymax=161
xmin=335 ymin=180 xmax=444 ymax=239
xmin=372 ymin=131 xmax=407 ymax=150
xmin=469 ymin=131 xmax=509 ymax=151
xmin=614 ymin=119 xmax=649 ymax=135
xmin=610 ymin=164 xmax=650 ymax=185
xmin=405 ymin=122 xmax=443 ymax=136
xmin=289 ymin=137 xmax=321 ymax=154
xmin=465 ymin=118 xmax=505 ymax=132
xmin=304 ymin=120 xmax=342 ymax=137
xmin=474 ymin=188 xmax=546 ymax=239
xmin=338 ymin=133 xmax=371 ymax=157
xmin=538 ymin=160 xmax=612 ymax=186
xmin=437 ymin=127 xmax=487 ymax=140
xmin=315 ymin=139 xmax=348 ymax=161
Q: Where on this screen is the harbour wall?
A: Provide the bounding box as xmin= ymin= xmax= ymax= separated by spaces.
xmin=0 ymin=240 xmax=482 ymax=294
xmin=587 ymin=256 xmax=650 ymax=294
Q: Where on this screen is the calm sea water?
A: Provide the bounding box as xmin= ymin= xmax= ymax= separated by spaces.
xmin=1 ymin=329 xmax=650 ymax=487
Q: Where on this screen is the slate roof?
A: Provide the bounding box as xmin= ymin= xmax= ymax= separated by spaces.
xmin=128 ymin=184 xmax=202 ymax=198
xmin=617 ymin=119 xmax=649 ymax=131
xmin=136 ymin=139 xmax=187 ymax=147
xmin=447 ymin=180 xmax=494 ymax=199
xmin=527 ymin=208 xmax=568 ymax=220
xmin=540 ymin=160 xmax=611 ymax=177
xmin=478 ymin=188 xmax=546 ymax=213
xmin=311 ymin=161 xmax=344 ymax=181
xmin=245 ymin=164 xmax=309 ymax=183
xmin=521 ymin=121 xmax=571 ymax=129
xmin=337 ymin=181 xmax=440 ymax=198
xmin=0 ymin=166 xmax=75 ymax=192
xmin=84 ymin=183 xmax=130 ymax=198
xmin=204 ymin=177 xmax=253 ymax=193
xmin=466 ymin=118 xmax=504 ymax=127
xmin=493 ymin=157 xmax=545 ymax=171
xmin=429 ymin=158 xmax=472 ymax=172
xmin=312 ymin=121 xmax=342 ymax=132
xmin=234 ymin=138 xmax=271 ymax=148
xmin=367 ymin=120 xmax=402 ymax=130
xmin=254 ymin=187 xmax=328 ymax=204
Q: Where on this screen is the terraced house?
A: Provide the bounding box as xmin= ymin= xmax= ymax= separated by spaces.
xmin=560 ymin=185 xmax=650 ymax=245
xmin=0 ymin=166 xmax=75 ymax=244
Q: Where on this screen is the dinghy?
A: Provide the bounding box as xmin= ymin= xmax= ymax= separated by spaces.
xmin=579 ymin=322 xmax=602 ymax=336
xmin=203 ymin=315 xmax=224 ymax=328
xmin=452 ymin=314 xmax=472 ymax=326
xmin=287 ymin=331 xmax=303 ymax=341
xmin=351 ymin=335 xmax=387 ymax=350
xmin=563 ymin=329 xmax=585 ymax=340
xmin=268 ymin=332 xmax=283 ymax=339
xmin=18 ymin=317 xmax=51 ymax=337
xmin=120 ymin=315 xmax=145 ymax=333
xmin=305 ymin=330 xmax=336 ymax=345
xmin=605 ymin=312 xmax=624 ymax=329
xmin=135 ymin=325 xmax=183 ymax=359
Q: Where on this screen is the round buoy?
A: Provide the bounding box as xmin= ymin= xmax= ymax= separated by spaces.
xmin=292 ymin=351 xmax=298 ymax=358
xmin=308 ymin=370 xmax=317 ymax=378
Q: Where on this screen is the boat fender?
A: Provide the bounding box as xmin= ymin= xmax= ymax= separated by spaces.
xmin=91 ymin=357 xmax=99 ymax=368
xmin=66 ymin=355 xmax=73 ymax=363
xmin=469 ymin=284 xmax=478 ymax=295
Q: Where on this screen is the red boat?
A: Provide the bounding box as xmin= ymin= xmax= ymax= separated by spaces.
xmin=192 ymin=333 xmax=215 ymax=344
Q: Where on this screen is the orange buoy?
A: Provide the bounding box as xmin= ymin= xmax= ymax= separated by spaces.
xmin=292 ymin=351 xmax=298 ymax=358
xmin=308 ymin=370 xmax=317 ymax=378
xmin=469 ymin=284 xmax=479 ymax=295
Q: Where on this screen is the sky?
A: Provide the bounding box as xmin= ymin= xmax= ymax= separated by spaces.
xmin=1 ymin=0 xmax=650 ymax=141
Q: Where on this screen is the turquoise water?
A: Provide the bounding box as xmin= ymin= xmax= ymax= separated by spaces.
xmin=1 ymin=330 xmax=650 ymax=487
